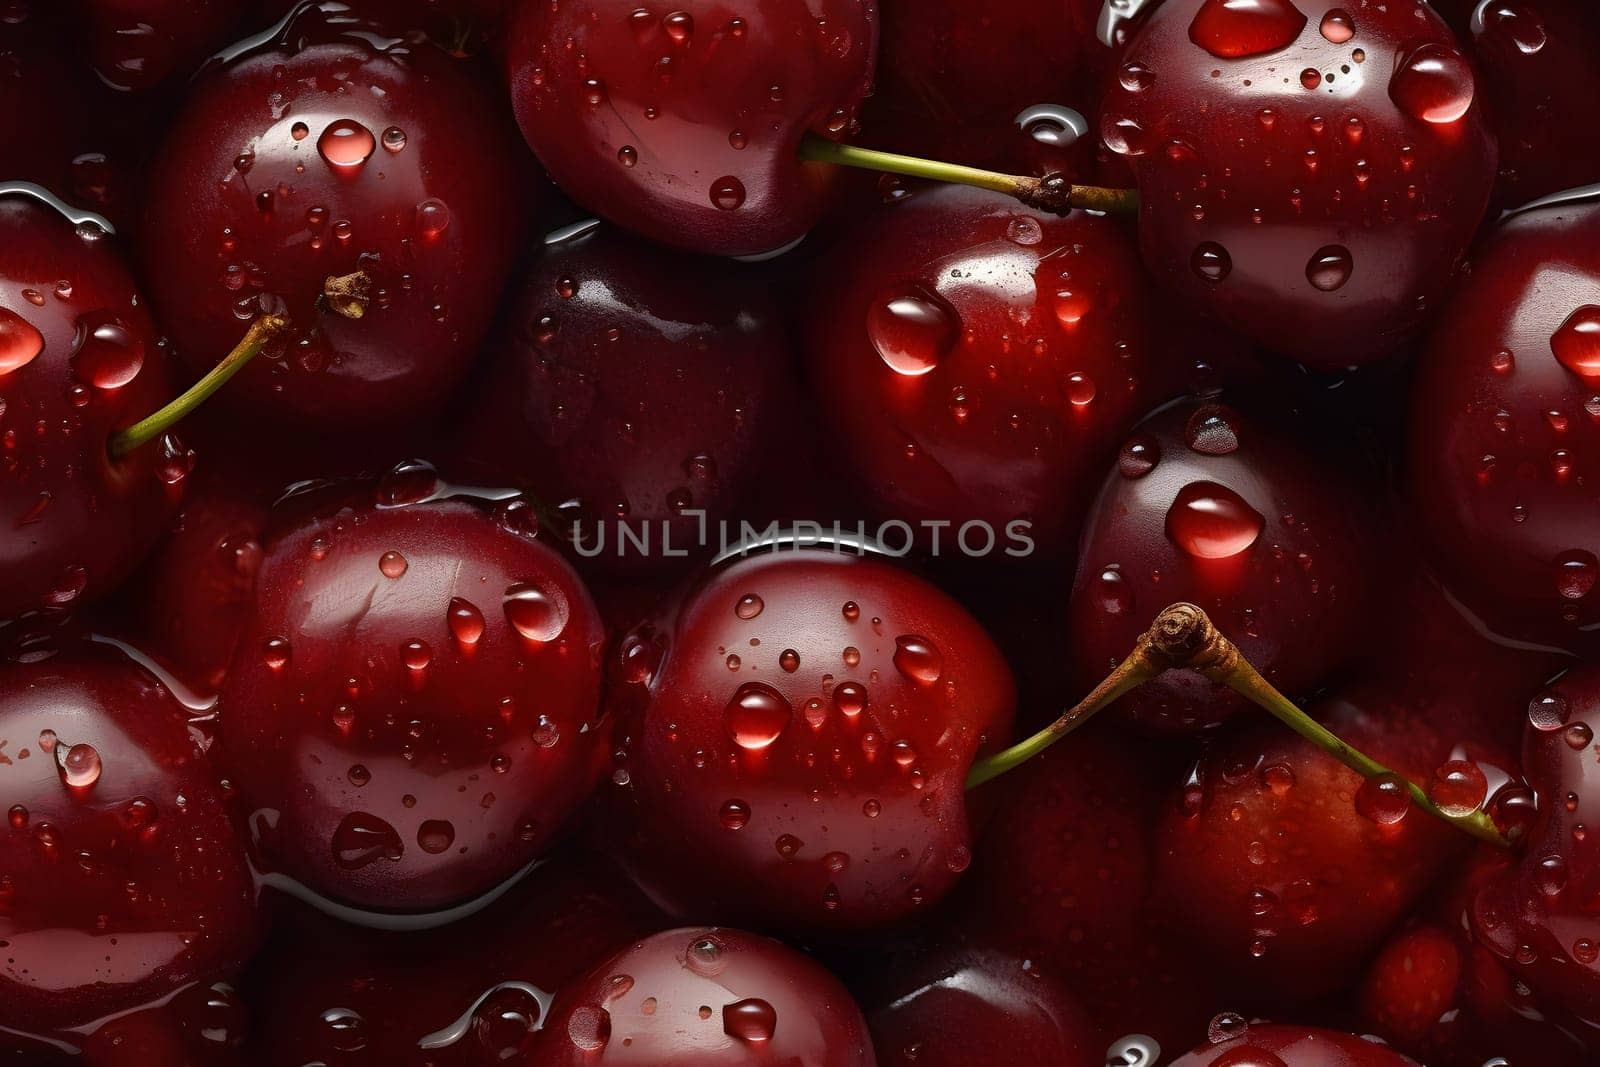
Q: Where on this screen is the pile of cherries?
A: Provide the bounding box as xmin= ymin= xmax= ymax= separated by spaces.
xmin=4 ymin=0 xmax=1600 ymax=1063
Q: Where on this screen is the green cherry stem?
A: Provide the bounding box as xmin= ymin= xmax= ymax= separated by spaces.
xmin=109 ymin=314 xmax=289 ymax=459
xmin=965 ymin=602 xmax=1511 ymax=849
xmin=797 ymin=134 xmax=1141 ymax=216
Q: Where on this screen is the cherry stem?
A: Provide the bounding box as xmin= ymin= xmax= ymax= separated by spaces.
xmin=966 ymin=602 xmax=1511 ymax=849
xmin=108 ymin=314 xmax=289 ymax=459
xmin=798 ymin=134 xmax=1140 ymax=216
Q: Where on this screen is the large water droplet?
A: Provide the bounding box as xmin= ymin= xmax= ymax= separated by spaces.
xmin=1554 ymin=549 xmax=1599 ymax=600
xmin=1188 ymin=0 xmax=1307 ymax=59
xmin=710 ymin=176 xmax=746 ymax=210
xmin=0 ymin=308 xmax=43 ymax=374
xmin=1165 ymin=482 xmax=1265 ymax=559
xmin=1552 ymin=307 xmax=1600 ymax=379
xmin=58 ymin=743 xmax=102 ymax=790
xmin=71 ymin=315 xmax=145 ymax=389
xmin=417 ymin=819 xmax=455 ymax=854
xmin=503 ymin=584 xmax=569 ymax=642
xmin=723 ymin=998 xmax=777 ymax=1042
xmin=724 ymin=683 xmax=792 ymax=749
xmin=1319 ymin=8 xmax=1354 ymax=43
xmin=1306 ymin=246 xmax=1353 ymax=291
xmin=1191 ymin=242 xmax=1232 ymax=283
xmin=892 ymin=635 xmax=943 ymax=684
xmin=1355 ymin=773 xmax=1412 ymax=825
xmin=1477 ymin=3 xmax=1547 ymax=56
xmin=319 ymin=119 xmax=376 ymax=169
xmin=448 ymin=597 xmax=485 ymax=647
xmin=1389 ymin=44 xmax=1476 ymax=124
xmin=332 ymin=811 xmax=403 ymax=869
xmin=868 ymin=286 xmax=957 ymax=377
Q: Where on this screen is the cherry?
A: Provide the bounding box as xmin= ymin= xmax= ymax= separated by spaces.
xmin=504 ymin=0 xmax=878 ymax=257
xmin=1170 ymin=1021 xmax=1418 ymax=1066
xmin=957 ymin=726 xmax=1219 ymax=1052
xmin=1153 ymin=684 xmax=1497 ymax=1004
xmin=1471 ymin=664 xmax=1600 ymax=1041
xmin=863 ymin=0 xmax=1109 ymax=170
xmin=455 ymin=220 xmax=795 ymax=574
xmin=806 ymin=183 xmax=1156 ymax=554
xmin=1100 ymin=0 xmax=1497 ymax=369
xmin=1066 ymin=398 xmax=1372 ymax=734
xmin=1408 ymin=189 xmax=1600 ymax=645
xmin=115 ymin=469 xmax=270 ymax=692
xmin=140 ymin=1 xmax=527 ymax=430
xmin=1434 ymin=0 xmax=1600 ymax=208
xmin=0 ymin=638 xmax=257 ymax=1053
xmin=213 ymin=464 xmax=607 ymax=914
xmin=531 ymin=926 xmax=875 ymax=1065
xmin=0 ymin=191 xmax=183 ymax=623
xmin=860 ymin=944 xmax=1103 ymax=1067
xmin=244 ymin=850 xmax=665 ymax=1065
xmin=602 ymin=549 xmax=1014 ymax=935
xmin=82 ymin=0 xmax=247 ymax=91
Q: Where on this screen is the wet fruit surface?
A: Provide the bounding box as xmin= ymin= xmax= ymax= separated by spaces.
xmin=141 ymin=2 xmax=526 ymax=429
xmin=604 ymin=550 xmax=1014 ymax=935
xmin=1067 ymin=398 xmax=1372 ymax=733
xmin=0 ymin=194 xmax=182 ymax=622
xmin=215 ymin=468 xmax=607 ymax=913
xmin=1409 ymin=191 xmax=1600 ymax=646
xmin=1170 ymin=1021 xmax=1420 ymax=1065
xmin=532 ymin=926 xmax=875 ymax=1065
xmin=1101 ymin=0 xmax=1497 ymax=368
xmin=0 ymin=640 xmax=257 ymax=1048
xmin=808 ymin=184 xmax=1155 ymax=555
xmin=457 ymin=220 xmax=794 ymax=574
xmin=504 ymin=0 xmax=878 ymax=256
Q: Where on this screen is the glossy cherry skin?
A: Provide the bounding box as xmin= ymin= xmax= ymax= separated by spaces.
xmin=243 ymin=850 xmax=665 ymax=1065
xmin=1101 ymin=0 xmax=1496 ymax=369
xmin=807 ymin=184 xmax=1155 ymax=555
xmin=141 ymin=2 xmax=526 ymax=429
xmin=1066 ymin=398 xmax=1372 ymax=734
xmin=603 ymin=550 xmax=1014 ymax=936
xmin=1435 ymin=0 xmax=1600 ymax=208
xmin=0 ymin=641 xmax=257 ymax=1052
xmin=456 ymin=220 xmax=794 ymax=575
xmin=532 ymin=926 xmax=874 ymax=1065
xmin=1471 ymin=665 xmax=1600 ymax=1040
xmin=214 ymin=470 xmax=607 ymax=914
xmin=0 ymin=195 xmax=183 ymax=623
xmin=83 ymin=0 xmax=246 ymax=91
xmin=864 ymin=0 xmax=1108 ymax=170
xmin=1170 ymin=1024 xmax=1418 ymax=1066
xmin=957 ymin=726 xmax=1218 ymax=1051
xmin=504 ymin=0 xmax=878 ymax=257
xmin=1408 ymin=192 xmax=1600 ymax=645
xmin=861 ymin=945 xmax=1102 ymax=1067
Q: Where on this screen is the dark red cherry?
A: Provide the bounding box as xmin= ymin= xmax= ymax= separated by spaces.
xmin=1101 ymin=0 xmax=1496 ymax=368
xmin=1170 ymin=1021 xmax=1418 ymax=1066
xmin=117 ymin=469 xmax=270 ymax=692
xmin=82 ymin=0 xmax=246 ymax=91
xmin=141 ymin=2 xmax=527 ymax=429
xmin=603 ymin=550 xmax=1014 ymax=936
xmin=244 ymin=850 xmax=665 ymax=1066
xmin=860 ymin=945 xmax=1102 ymax=1067
xmin=0 ymin=640 xmax=257 ymax=1053
xmin=214 ymin=468 xmax=607 ymax=914
xmin=957 ymin=727 xmax=1219 ymax=1052
xmin=0 ymin=192 xmax=183 ymax=623
xmin=807 ymin=184 xmax=1156 ymax=555
xmin=1066 ymin=398 xmax=1372 ymax=734
xmin=863 ymin=0 xmax=1109 ymax=171
xmin=1408 ymin=191 xmax=1600 ymax=645
xmin=1471 ymin=664 xmax=1600 ymax=1037
xmin=1434 ymin=0 xmax=1600 ymax=208
xmin=532 ymin=927 xmax=874 ymax=1065
xmin=455 ymin=220 xmax=794 ymax=574
xmin=504 ymin=0 xmax=878 ymax=256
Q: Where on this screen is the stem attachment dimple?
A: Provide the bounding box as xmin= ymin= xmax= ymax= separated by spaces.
xmin=108 ymin=314 xmax=289 ymax=459
xmin=797 ymin=134 xmax=1140 ymax=216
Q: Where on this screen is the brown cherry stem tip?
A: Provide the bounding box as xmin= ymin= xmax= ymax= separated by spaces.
xmin=108 ymin=314 xmax=289 ymax=459
xmin=797 ymin=134 xmax=1140 ymax=216
xmin=966 ymin=603 xmax=1511 ymax=849
xmin=320 ymin=270 xmax=373 ymax=320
